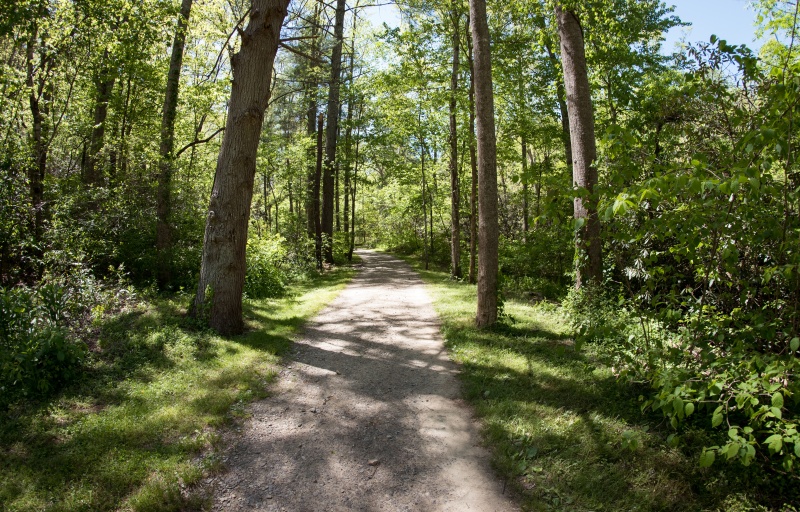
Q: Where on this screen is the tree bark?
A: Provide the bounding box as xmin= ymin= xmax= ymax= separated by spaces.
xmin=85 ymin=49 xmax=115 ymax=188
xmin=469 ymin=0 xmax=499 ymax=327
xmin=322 ymin=0 xmax=347 ymax=264
xmin=314 ymin=112 xmax=324 ymax=269
xmin=157 ymin=0 xmax=193 ymax=289
xmin=466 ymin=16 xmax=478 ymax=285
xmin=555 ymin=4 xmax=601 ymax=288
xmin=449 ymin=5 xmax=462 ymax=279
xmin=192 ymin=0 xmax=289 ymax=335
xmin=305 ymin=2 xmax=321 ymax=238
xmin=521 ymin=139 xmax=529 ymax=236
xmin=26 ymin=22 xmax=48 ymax=243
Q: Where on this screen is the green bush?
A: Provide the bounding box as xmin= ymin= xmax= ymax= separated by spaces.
xmin=0 ymin=285 xmax=86 ymax=401
xmin=244 ymin=234 xmax=287 ymax=299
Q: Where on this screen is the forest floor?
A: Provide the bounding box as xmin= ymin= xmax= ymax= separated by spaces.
xmin=208 ymin=250 xmax=517 ymax=511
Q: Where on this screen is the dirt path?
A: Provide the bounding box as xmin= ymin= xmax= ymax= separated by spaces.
xmin=211 ymin=250 xmax=517 ymax=511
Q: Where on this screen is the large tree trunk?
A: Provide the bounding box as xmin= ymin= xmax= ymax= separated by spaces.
xmin=466 ymin=16 xmax=478 ymax=285
xmin=322 ymin=0 xmax=347 ymax=264
xmin=556 ymin=4 xmax=601 ymax=288
xmin=469 ymin=0 xmax=499 ymax=327
xmin=192 ymin=0 xmax=289 ymax=335
xmin=156 ymin=0 xmax=193 ymax=289
xmin=449 ymin=5 xmax=462 ymax=280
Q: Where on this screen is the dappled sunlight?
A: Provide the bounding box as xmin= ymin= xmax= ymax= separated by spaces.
xmin=212 ymin=250 xmax=514 ymax=511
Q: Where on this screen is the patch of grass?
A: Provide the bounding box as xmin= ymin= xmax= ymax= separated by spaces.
xmin=0 ymin=267 xmax=354 ymax=512
xmin=401 ymin=255 xmax=769 ymax=512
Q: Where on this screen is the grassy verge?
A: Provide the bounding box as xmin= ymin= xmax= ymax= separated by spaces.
xmin=401 ymin=256 xmax=769 ymax=512
xmin=0 ymin=267 xmax=354 ymax=512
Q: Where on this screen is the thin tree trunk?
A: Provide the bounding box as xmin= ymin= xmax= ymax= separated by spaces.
xmin=348 ymin=98 xmax=362 ymax=261
xmin=314 ymin=112 xmax=324 ymax=269
xmin=556 ymin=4 xmax=601 ymax=288
xmin=85 ymin=49 xmax=115 ymax=188
xmin=157 ymin=0 xmax=193 ymax=289
xmin=467 ymin=16 xmax=478 ymax=285
xmin=469 ymin=0 xmax=499 ymax=327
xmin=323 ymin=0 xmax=347 ymax=264
xmin=192 ymin=0 xmax=289 ymax=335
xmin=421 ymin=133 xmax=429 ymax=271
xmin=343 ymin=50 xmax=355 ymax=256
xmin=305 ymin=2 xmax=321 ymax=237
xmin=543 ymin=37 xmax=573 ymax=168
xmin=26 ymin=23 xmax=47 ymax=242
xmin=521 ymin=139 xmax=529 ymax=236
xmin=449 ymin=6 xmax=462 ymax=279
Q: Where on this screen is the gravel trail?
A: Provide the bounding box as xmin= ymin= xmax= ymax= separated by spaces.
xmin=211 ymin=250 xmax=517 ymax=512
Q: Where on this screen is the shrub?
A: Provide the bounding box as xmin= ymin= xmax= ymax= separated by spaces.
xmin=244 ymin=235 xmax=287 ymax=299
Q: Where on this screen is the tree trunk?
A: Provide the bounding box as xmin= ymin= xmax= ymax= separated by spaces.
xmin=343 ymin=50 xmax=355 ymax=258
xmin=449 ymin=6 xmax=462 ymax=279
xmin=157 ymin=0 xmax=193 ymax=289
xmin=542 ymin=36 xmax=573 ymax=169
xmin=305 ymin=2 xmax=321 ymax=238
xmin=348 ymin=99 xmax=362 ymax=261
xmin=192 ymin=0 xmax=289 ymax=335
xmin=521 ymin=139 xmax=529 ymax=236
xmin=85 ymin=49 xmax=115 ymax=188
xmin=314 ymin=112 xmax=324 ymax=269
xmin=420 ymin=108 xmax=429 ymax=271
xmin=555 ymin=4 xmax=601 ymax=288
xmin=26 ymin=23 xmax=47 ymax=243
xmin=322 ymin=0 xmax=347 ymax=264
xmin=467 ymin=16 xmax=478 ymax=285
xmin=469 ymin=0 xmax=499 ymax=327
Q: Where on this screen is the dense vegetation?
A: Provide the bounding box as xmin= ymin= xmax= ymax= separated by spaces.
xmin=2 ymin=0 xmax=800 ymax=508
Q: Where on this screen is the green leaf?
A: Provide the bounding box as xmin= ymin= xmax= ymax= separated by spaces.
xmin=771 ymin=407 xmax=782 ymax=420
xmin=790 ymin=337 xmax=799 ymax=352
xmin=765 ymin=434 xmax=783 ymax=454
xmin=699 ymin=449 xmax=715 ymax=467
xmin=712 ymin=409 xmax=724 ymax=428
xmin=684 ymin=402 xmax=695 ymax=417
xmin=726 ymin=442 xmax=739 ymax=460
xmin=772 ymin=392 xmax=784 ymax=409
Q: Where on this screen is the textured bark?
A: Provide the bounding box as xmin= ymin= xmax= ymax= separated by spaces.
xmin=156 ymin=0 xmax=193 ymax=289
xmin=322 ymin=0 xmax=347 ymax=264
xmin=469 ymin=0 xmax=499 ymax=327
xmin=449 ymin=6 xmax=462 ymax=280
xmin=466 ymin=17 xmax=478 ymax=285
xmin=556 ymin=4 xmax=601 ymax=288
xmin=193 ymin=0 xmax=289 ymax=335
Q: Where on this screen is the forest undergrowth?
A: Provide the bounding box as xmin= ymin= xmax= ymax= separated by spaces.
xmin=402 ymin=252 xmax=799 ymax=512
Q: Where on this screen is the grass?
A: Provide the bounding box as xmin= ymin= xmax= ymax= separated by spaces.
xmin=400 ymin=255 xmax=778 ymax=512
xmin=0 ymin=267 xmax=354 ymax=512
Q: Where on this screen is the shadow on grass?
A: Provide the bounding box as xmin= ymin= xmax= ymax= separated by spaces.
xmin=0 ymin=268 xmax=354 ymax=512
